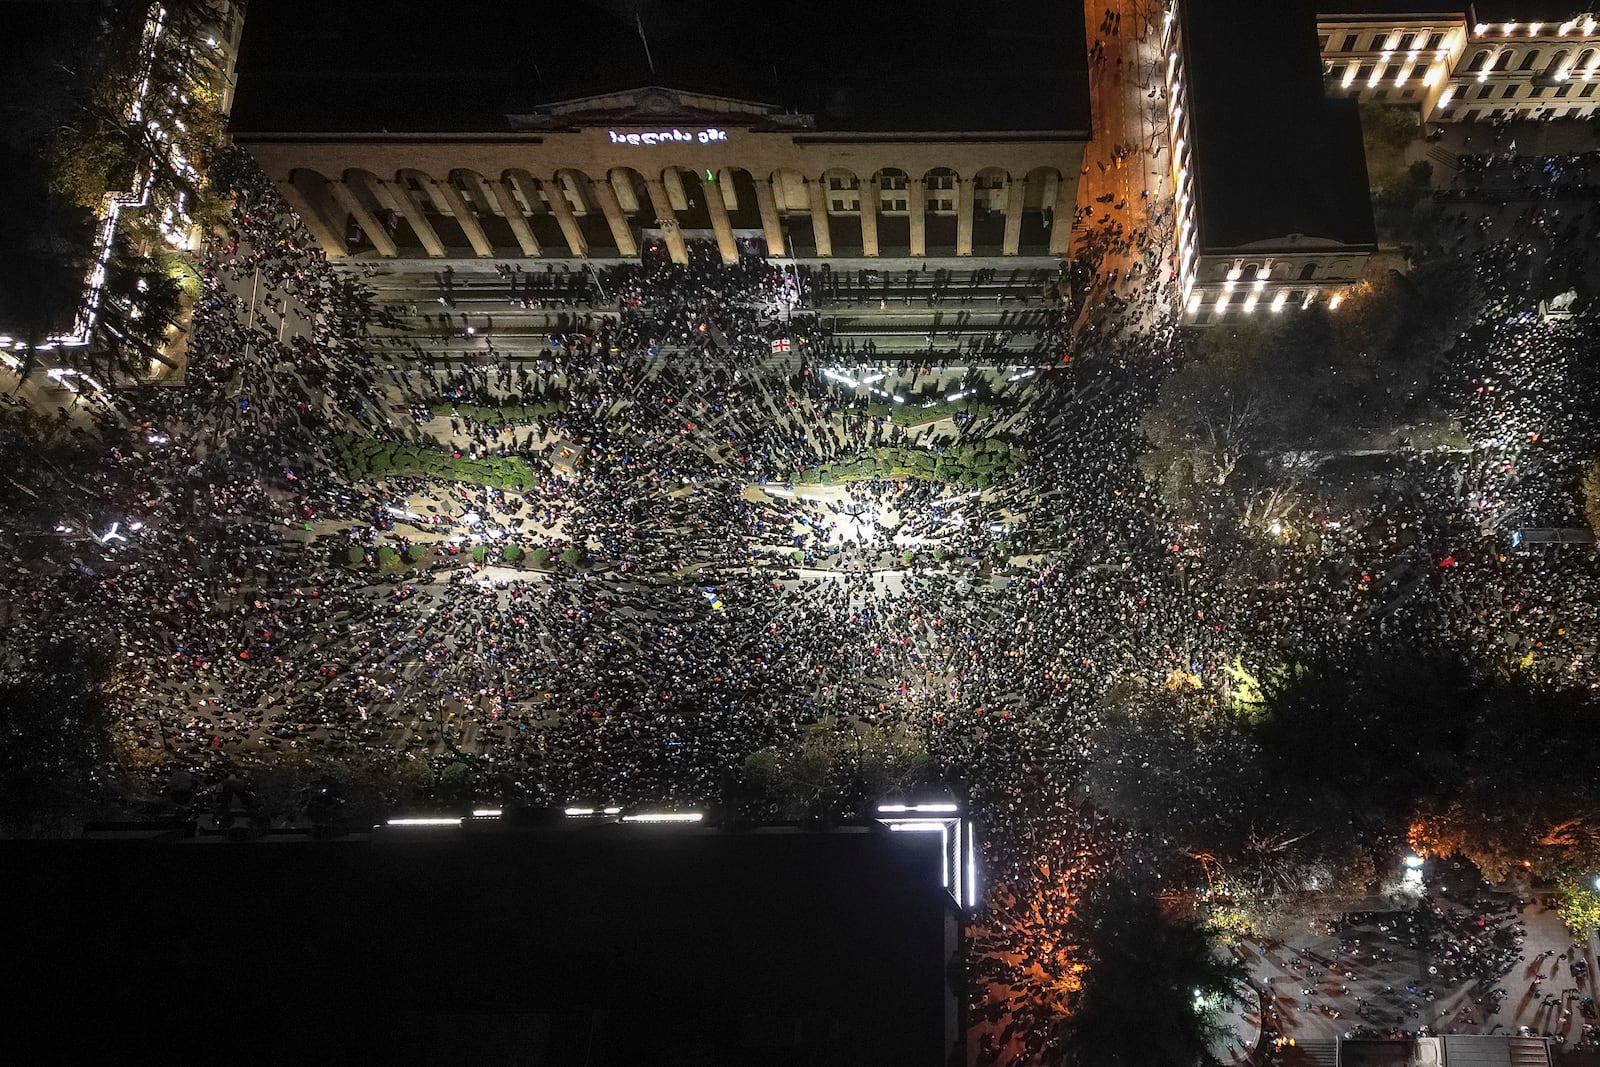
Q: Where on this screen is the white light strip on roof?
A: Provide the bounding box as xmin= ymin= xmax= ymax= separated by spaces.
xmin=386 ymin=817 xmax=463 ymax=827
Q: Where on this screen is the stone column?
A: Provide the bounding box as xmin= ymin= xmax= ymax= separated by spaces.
xmin=545 ymin=175 xmax=589 ymax=257
xmin=589 ymin=177 xmax=638 ymax=257
xmin=281 ymin=172 xmax=348 ymax=258
xmin=435 ymin=180 xmax=495 ymax=258
xmin=382 ymin=179 xmax=446 ymax=257
xmin=955 ymin=176 xmax=976 ymax=256
xmin=643 ymin=177 xmax=688 ymax=264
xmin=858 ymin=178 xmax=880 ymax=257
xmin=662 ymin=167 xmax=689 ymax=211
xmin=754 ymin=178 xmax=785 ymax=256
xmin=1002 ymin=177 xmax=1027 ymax=256
xmin=807 ymin=178 xmax=832 ymax=257
xmin=908 ymin=178 xmax=927 ymax=258
xmin=328 ymin=180 xmax=396 ymax=257
xmin=1049 ymin=174 xmax=1074 ymax=256
xmin=488 ymin=178 xmax=542 ymax=257
xmin=702 ymin=172 xmax=738 ymax=264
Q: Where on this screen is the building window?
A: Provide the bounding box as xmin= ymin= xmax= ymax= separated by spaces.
xmin=1398 ymin=32 xmax=1416 ymax=50
xmin=1328 ymin=63 xmax=1347 ymax=80
xmin=828 ymin=177 xmax=858 ymax=191
xmin=1467 ymin=49 xmax=1490 ymax=71
xmin=1477 ymin=83 xmax=1494 ymax=98
xmin=1502 ymin=82 xmax=1519 ymax=98
xmin=1384 ymin=63 xmax=1399 ymax=79
xmin=1580 ymin=82 xmax=1596 ymax=97
xmin=1342 ymin=33 xmax=1358 ymax=51
xmin=1530 ymin=84 xmax=1546 ymax=97
xmin=1319 ymin=34 xmax=1330 ymax=49
xmin=1401 ymin=87 xmax=1415 ymax=98
xmin=1426 ymin=32 xmax=1443 ymax=50
xmin=887 ymin=199 xmax=907 ymax=212
xmin=1299 ymin=263 xmax=1317 ymax=281
xmin=1493 ymin=50 xmax=1512 ymax=70
xmin=1356 ymin=63 xmax=1375 ymax=80
xmin=1519 ymin=49 xmax=1540 ymax=70
xmin=928 ymin=175 xmax=954 ymax=191
xmin=1374 ymin=88 xmax=1389 ymax=99
xmin=880 ymin=175 xmax=907 ymax=190
xmin=1555 ymin=83 xmax=1571 ymax=97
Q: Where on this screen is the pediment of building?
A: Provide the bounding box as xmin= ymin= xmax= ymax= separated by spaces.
xmin=509 ymin=86 xmax=811 ymax=129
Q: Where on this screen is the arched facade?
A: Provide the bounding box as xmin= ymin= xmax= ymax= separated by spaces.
xmin=245 ymin=120 xmax=1086 ymax=264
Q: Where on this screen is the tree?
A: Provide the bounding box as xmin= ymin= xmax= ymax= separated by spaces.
xmin=1583 ymin=460 xmax=1600 ymax=537
xmin=1060 ymin=878 xmax=1247 ymax=1067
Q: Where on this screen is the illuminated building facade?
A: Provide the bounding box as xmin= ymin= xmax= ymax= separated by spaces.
xmin=1164 ymin=0 xmax=1378 ymax=323
xmin=1318 ymin=4 xmax=1600 ymax=122
xmin=229 ymin=0 xmax=1090 ymax=265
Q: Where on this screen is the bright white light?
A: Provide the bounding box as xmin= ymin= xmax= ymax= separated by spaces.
xmin=1403 ymin=854 xmax=1425 ymax=868
xmin=889 ymin=821 xmax=947 ymax=832
xmin=97 ymin=522 xmax=127 ymax=545
xmin=1270 ymin=292 xmax=1287 ymax=312
xmin=472 ymin=808 xmax=502 ymax=817
xmin=603 ymin=806 xmax=622 ymax=815
xmin=128 ymin=521 xmax=144 ymax=531
xmin=1214 ymin=294 xmax=1230 ymax=313
xmin=621 ymin=812 xmax=703 ymax=823
xmin=878 ymin=802 xmax=958 ymax=813
xmin=387 ymin=817 xmax=463 ymax=827
xmin=1242 ymin=295 xmax=1258 ymax=314
xmin=1329 ymin=293 xmax=1344 ymax=310
xmin=564 ymin=807 xmax=595 ymax=816
xmin=966 ymin=822 xmax=978 ymax=908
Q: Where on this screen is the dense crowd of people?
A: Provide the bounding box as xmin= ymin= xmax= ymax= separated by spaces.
xmin=2 ymin=98 xmax=1600 ymax=1064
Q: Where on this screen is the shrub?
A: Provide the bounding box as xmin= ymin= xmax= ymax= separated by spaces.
xmin=377 ymin=547 xmax=400 ymax=569
xmin=502 ymin=544 xmax=525 ymax=563
xmin=471 ymin=545 xmax=487 ymax=563
xmin=559 ymin=546 xmax=585 ymax=568
xmin=530 ymin=547 xmax=553 ymax=567
xmin=345 ymin=545 xmax=365 ymax=566
xmin=405 ymin=544 xmax=429 ymax=563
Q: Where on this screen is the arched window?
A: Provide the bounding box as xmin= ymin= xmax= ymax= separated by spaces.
xmin=1546 ymin=49 xmax=1570 ymax=77
xmin=1577 ymin=49 xmax=1597 ymax=73
xmin=1467 ymin=49 xmax=1490 ymax=72
xmin=1519 ymin=49 xmax=1541 ymax=70
xmin=1299 ymin=262 xmax=1318 ymax=281
xmin=1493 ymin=49 xmax=1513 ymax=71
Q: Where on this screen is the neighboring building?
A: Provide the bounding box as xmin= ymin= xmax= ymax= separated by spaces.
xmin=9 ymin=819 xmax=968 ymax=1066
xmin=1317 ymin=3 xmax=1600 ymax=122
xmin=1165 ymin=0 xmax=1379 ymax=323
xmin=229 ymin=0 xmax=1091 ymax=264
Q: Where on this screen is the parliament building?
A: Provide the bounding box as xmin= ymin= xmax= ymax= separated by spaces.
xmin=229 ymin=0 xmax=1092 ymax=265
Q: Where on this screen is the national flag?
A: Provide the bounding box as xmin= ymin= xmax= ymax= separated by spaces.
xmin=771 ymin=338 xmax=792 ymax=353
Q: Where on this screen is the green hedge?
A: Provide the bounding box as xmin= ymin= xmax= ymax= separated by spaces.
xmin=429 ymin=400 xmax=569 ymax=423
xmin=789 ymin=441 xmax=1026 ymax=486
xmin=856 ymin=397 xmax=1001 ymax=427
xmin=334 ymin=435 xmax=539 ymax=491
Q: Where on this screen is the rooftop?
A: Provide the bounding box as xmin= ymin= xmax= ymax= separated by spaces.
xmin=1182 ymin=0 xmax=1378 ymax=251
xmin=230 ymin=0 xmax=1090 ymax=137
xmin=6 ymin=825 xmax=956 ymax=1066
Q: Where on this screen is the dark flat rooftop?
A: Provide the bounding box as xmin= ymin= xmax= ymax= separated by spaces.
xmin=1184 ymin=0 xmax=1377 ymax=251
xmin=1313 ymin=1 xmax=1580 ymax=24
xmin=230 ymin=0 xmax=1090 ymax=136
xmin=7 ymin=827 xmax=954 ymax=1066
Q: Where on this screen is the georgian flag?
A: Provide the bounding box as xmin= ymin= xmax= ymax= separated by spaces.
xmin=771 ymin=338 xmax=792 ymax=353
